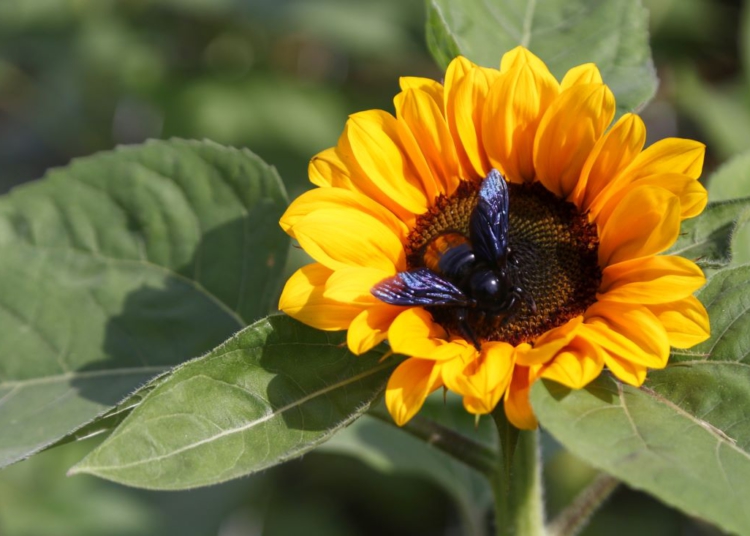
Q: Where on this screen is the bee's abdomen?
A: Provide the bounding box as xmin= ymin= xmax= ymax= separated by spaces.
xmin=423 ymin=233 xmax=475 ymax=278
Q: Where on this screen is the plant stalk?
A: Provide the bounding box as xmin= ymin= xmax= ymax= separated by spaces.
xmin=547 ymin=473 xmax=619 ymax=536
xmin=490 ymin=409 xmax=545 ymax=536
xmin=368 ymin=407 xmax=498 ymax=475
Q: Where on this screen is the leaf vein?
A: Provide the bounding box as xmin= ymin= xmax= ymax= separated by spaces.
xmin=81 ymin=360 xmax=395 ymax=472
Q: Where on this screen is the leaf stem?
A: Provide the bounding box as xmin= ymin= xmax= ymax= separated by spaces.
xmin=490 ymin=408 xmax=545 ymax=536
xmin=546 ymin=473 xmax=619 ymax=536
xmin=368 ymin=407 xmax=497 ymax=475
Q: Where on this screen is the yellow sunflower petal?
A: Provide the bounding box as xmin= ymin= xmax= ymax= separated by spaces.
xmin=452 ymin=66 xmax=501 ymax=177
xmin=441 ymin=352 xmax=473 ymax=393
xmin=624 ymin=138 xmax=705 ymax=180
xmin=444 ymin=56 xmax=478 ymax=176
xmin=500 ymin=46 xmax=551 ymax=74
xmin=389 ymin=307 xmax=476 ymax=361
xmin=280 ymin=186 xmax=408 ymax=240
xmin=347 ymin=304 xmax=405 ymax=355
xmin=386 ymin=358 xmax=443 ymax=426
xmin=597 ymin=185 xmax=681 ymax=266
xmin=399 ymin=76 xmax=444 ymax=109
xmin=603 ymin=353 xmax=648 ymax=386
xmin=444 ymin=342 xmax=514 ymax=414
xmin=395 ymin=88 xmax=461 ymax=195
xmin=324 ymin=266 xmax=393 ymax=305
xmin=393 ymin=123 xmax=442 ymax=202
xmin=389 ymin=306 xmax=445 ymax=346
xmin=630 ymin=173 xmax=708 ymax=220
xmin=444 ymin=56 xmax=476 ymax=104
xmin=539 ymin=336 xmax=605 ymax=389
xmin=594 ymin=172 xmax=708 ymax=224
xmin=647 ymin=295 xmax=710 ymax=349
xmin=294 ymin=208 xmax=406 ymax=272
xmin=309 ymin=147 xmax=355 ymax=189
xmin=599 ymin=255 xmax=706 ymax=304
xmin=573 ymin=113 xmax=646 ymax=211
xmin=471 ymin=342 xmax=516 ymax=414
xmin=584 ymin=302 xmax=670 ymax=368
xmin=279 ymin=263 xmax=362 ymax=330
xmin=516 ymin=316 xmax=583 ymax=366
xmin=482 ymin=63 xmax=559 ymax=183
xmin=560 ymin=63 xmax=603 ymax=90
xmin=332 ymin=140 xmax=414 ymax=225
xmin=343 ymin=110 xmax=433 ymax=216
xmin=504 ymin=364 xmax=538 ymax=430
xmin=462 ymin=396 xmax=491 ymax=415
xmin=534 ymin=83 xmax=616 ymax=198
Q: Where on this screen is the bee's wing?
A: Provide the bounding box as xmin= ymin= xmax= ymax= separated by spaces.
xmin=470 ymin=168 xmax=509 ymax=263
xmin=371 ymin=268 xmax=470 ymax=306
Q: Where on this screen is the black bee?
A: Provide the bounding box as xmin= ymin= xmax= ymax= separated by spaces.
xmin=371 ymin=169 xmax=536 ymax=348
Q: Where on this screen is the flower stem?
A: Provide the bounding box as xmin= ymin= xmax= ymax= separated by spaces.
xmin=490 ymin=408 xmax=545 ymax=536
xmin=368 ymin=407 xmax=498 ymax=475
xmin=546 ymin=473 xmax=619 ymax=536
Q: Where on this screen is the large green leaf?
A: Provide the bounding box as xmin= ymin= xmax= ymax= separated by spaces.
xmin=707 ymin=150 xmax=750 ymax=265
xmin=674 ymin=265 xmax=750 ymax=364
xmin=0 ymin=139 xmax=288 ymax=468
xmin=532 ymin=265 xmax=750 ymax=534
xmin=425 ymin=0 xmax=657 ymax=115
xmin=70 ymin=315 xmax=398 ymax=490
xmin=532 ymin=374 xmax=750 ymax=535
xmin=665 ymin=197 xmax=750 ymax=268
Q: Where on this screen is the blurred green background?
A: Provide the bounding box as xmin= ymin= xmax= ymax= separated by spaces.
xmin=0 ymin=0 xmax=744 ymax=534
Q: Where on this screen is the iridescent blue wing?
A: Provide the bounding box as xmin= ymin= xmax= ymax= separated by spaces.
xmin=470 ymin=169 xmax=510 ymax=263
xmin=371 ymin=268 xmax=470 ymax=306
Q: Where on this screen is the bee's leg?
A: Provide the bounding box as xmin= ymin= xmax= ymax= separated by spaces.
xmin=500 ymin=295 xmax=520 ymax=326
xmin=520 ymin=288 xmax=537 ymax=314
xmin=455 ymin=308 xmax=481 ymax=350
xmin=509 ymin=270 xmax=537 ymax=315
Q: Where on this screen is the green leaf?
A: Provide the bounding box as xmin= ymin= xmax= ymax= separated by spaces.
xmin=0 ymin=139 xmax=289 ymax=468
xmin=70 ymin=315 xmax=398 ymax=490
xmin=707 ymin=150 xmax=750 ymax=265
xmin=674 ymin=265 xmax=750 ymax=364
xmin=532 ymin=265 xmax=750 ymax=534
xmin=665 ymin=197 xmax=750 ymax=268
xmin=532 ymin=373 xmax=750 ymax=535
xmin=44 ymin=378 xmax=167 ymax=451
xmin=425 ymin=0 xmax=657 ymax=115
xmin=322 ymin=396 xmax=495 ymax=536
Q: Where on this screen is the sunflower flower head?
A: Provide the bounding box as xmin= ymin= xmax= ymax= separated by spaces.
xmin=279 ymin=47 xmax=710 ymax=430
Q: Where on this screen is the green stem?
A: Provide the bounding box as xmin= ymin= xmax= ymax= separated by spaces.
xmin=369 ymin=407 xmax=497 ymax=475
xmin=490 ymin=408 xmax=545 ymax=536
xmin=547 ymin=473 xmax=619 ymax=536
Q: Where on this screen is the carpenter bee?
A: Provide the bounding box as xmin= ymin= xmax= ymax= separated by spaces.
xmin=371 ymin=169 xmax=536 ymax=348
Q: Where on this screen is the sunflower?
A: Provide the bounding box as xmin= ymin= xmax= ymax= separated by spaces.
xmin=278 ymin=47 xmax=710 ymax=430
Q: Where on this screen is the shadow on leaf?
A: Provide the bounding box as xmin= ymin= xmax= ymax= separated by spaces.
xmin=71 ymin=215 xmax=285 ymax=406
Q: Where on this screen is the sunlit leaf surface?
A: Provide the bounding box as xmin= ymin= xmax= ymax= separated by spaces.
xmin=666 ymin=198 xmax=750 ymax=268
xmin=70 ymin=316 xmax=398 ymax=490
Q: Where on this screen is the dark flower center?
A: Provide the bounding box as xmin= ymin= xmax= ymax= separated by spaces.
xmin=405 ymin=180 xmax=601 ymax=345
